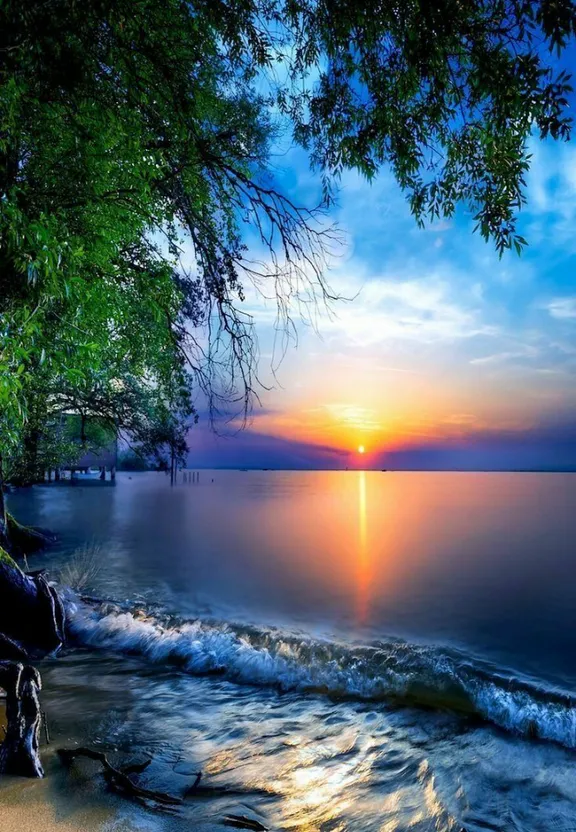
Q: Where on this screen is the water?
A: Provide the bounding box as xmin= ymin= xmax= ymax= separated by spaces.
xmin=4 ymin=471 xmax=576 ymax=831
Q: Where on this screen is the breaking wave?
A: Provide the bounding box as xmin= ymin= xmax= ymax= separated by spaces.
xmin=66 ymin=598 xmax=576 ymax=750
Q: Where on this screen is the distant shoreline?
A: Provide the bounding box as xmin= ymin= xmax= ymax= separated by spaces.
xmin=177 ymin=467 xmax=576 ymax=473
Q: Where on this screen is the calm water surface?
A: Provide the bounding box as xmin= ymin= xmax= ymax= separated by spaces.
xmin=3 ymin=471 xmax=576 ymax=831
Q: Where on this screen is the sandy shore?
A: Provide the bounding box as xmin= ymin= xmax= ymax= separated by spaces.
xmin=0 ymin=758 xmax=224 ymax=832
xmin=0 ymin=731 xmax=240 ymax=832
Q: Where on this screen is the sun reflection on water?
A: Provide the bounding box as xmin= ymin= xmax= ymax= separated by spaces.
xmin=356 ymin=471 xmax=371 ymax=625
xmin=279 ymin=740 xmax=371 ymax=831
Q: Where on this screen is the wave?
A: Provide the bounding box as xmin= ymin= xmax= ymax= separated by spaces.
xmin=66 ymin=598 xmax=576 ymax=750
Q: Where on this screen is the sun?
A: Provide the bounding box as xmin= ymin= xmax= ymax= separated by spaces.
xmin=358 ymin=445 xmax=365 ymax=454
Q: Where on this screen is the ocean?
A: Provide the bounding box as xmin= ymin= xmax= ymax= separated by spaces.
xmin=3 ymin=470 xmax=576 ymax=831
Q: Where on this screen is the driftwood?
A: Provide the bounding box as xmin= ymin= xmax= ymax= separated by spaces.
xmin=0 ymin=662 xmax=44 ymax=777
xmin=57 ymin=746 xmax=273 ymax=809
xmin=58 ymin=747 xmax=186 ymax=805
xmin=223 ymin=816 xmax=268 ymax=831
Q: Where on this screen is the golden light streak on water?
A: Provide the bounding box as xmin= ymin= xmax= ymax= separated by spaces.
xmin=356 ymin=471 xmax=371 ymax=625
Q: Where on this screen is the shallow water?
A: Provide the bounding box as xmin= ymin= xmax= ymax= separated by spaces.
xmin=4 ymin=471 xmax=576 ymax=830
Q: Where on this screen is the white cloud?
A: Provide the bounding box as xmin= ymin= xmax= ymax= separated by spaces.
xmin=323 ymin=404 xmax=382 ymax=431
xmin=324 ymin=273 xmax=496 ymax=347
xmin=546 ymin=297 xmax=576 ymax=320
xmin=470 ymin=345 xmax=539 ymax=366
xmin=524 ymin=139 xmax=576 ymax=252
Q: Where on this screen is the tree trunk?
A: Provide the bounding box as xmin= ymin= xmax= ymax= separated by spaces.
xmin=0 ymin=471 xmax=61 ymax=779
xmin=0 ymin=472 xmax=9 ymax=552
xmin=22 ymin=428 xmax=41 ymax=485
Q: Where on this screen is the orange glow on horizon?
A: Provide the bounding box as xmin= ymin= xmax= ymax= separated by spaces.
xmin=235 ymin=386 xmax=536 ymax=462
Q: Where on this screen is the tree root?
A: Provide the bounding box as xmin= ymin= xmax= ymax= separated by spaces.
xmin=0 ymin=546 xmax=18 ymax=569
xmin=6 ymin=513 xmax=57 ymax=556
xmin=0 ymin=559 xmax=65 ymax=654
xmin=0 ymin=662 xmax=44 ymax=777
xmin=0 ymin=633 xmax=29 ymax=663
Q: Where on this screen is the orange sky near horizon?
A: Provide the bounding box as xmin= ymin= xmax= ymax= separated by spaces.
xmin=243 ymin=356 xmax=541 ymax=461
xmin=194 ymin=137 xmax=576 ymax=470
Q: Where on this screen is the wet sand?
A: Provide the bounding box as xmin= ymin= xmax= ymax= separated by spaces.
xmin=0 ymin=656 xmax=266 ymax=832
xmin=0 ymin=742 xmax=234 ymax=832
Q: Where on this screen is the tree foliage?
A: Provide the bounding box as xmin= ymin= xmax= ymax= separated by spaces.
xmin=0 ymin=0 xmax=575 ymax=466
xmin=279 ymin=0 xmax=576 ymax=254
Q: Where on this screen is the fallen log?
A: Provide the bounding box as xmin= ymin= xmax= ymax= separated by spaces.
xmin=0 ymin=662 xmax=43 ymax=777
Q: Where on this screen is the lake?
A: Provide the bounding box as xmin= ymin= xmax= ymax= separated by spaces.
xmin=3 ymin=471 xmax=576 ymax=831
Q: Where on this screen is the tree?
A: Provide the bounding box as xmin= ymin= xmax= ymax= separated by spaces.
xmin=279 ymin=0 xmax=576 ymax=255
xmin=2 ymin=0 xmax=574 ymax=424
xmin=0 ymin=1 xmax=334 ymax=457
xmin=0 ymin=0 xmax=573 ymax=544
xmin=1 ymin=0 xmax=573 ymax=437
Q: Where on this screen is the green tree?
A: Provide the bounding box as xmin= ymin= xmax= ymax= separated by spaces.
xmin=1 ymin=0 xmax=575 ymax=551
xmin=0 ymin=0 xmax=333 ymax=462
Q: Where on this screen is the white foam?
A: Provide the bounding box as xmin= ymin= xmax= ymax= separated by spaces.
xmin=66 ymin=599 xmax=576 ymax=750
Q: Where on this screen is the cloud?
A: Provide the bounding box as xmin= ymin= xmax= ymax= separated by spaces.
xmin=545 ymin=297 xmax=576 ymax=320
xmin=181 ymin=128 xmax=576 ymax=474
xmin=470 ymin=347 xmax=539 ymax=366
xmin=186 ymin=421 xmax=348 ymax=469
xmin=188 ymin=408 xmax=576 ymax=471
xmin=324 ymin=273 xmax=496 ymax=347
xmin=322 ymin=404 xmax=382 ymax=431
xmin=523 ymin=138 xmax=576 ymax=254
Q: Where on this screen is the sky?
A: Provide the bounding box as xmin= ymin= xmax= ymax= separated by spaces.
xmin=187 ymin=90 xmax=576 ymax=470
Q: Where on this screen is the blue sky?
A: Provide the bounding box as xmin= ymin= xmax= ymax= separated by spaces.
xmin=187 ymin=105 xmax=576 ymax=470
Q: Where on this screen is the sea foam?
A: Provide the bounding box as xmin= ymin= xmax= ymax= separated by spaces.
xmin=66 ymin=598 xmax=576 ymax=750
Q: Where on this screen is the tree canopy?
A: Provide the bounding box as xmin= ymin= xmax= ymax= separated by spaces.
xmin=1 ymin=0 xmax=575 ymax=480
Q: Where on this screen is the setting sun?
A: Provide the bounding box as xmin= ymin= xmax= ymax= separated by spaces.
xmin=358 ymin=445 xmax=365 ymax=454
